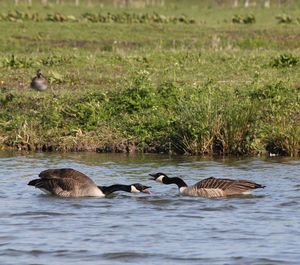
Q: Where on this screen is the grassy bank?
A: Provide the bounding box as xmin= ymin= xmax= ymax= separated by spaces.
xmin=1 ymin=1 xmax=300 ymax=156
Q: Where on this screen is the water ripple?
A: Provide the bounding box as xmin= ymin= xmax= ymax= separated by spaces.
xmin=10 ymin=211 xmax=72 ymax=217
xmin=102 ymin=251 xmax=155 ymax=260
xmin=0 ymin=152 xmax=300 ymax=265
xmin=199 ymin=205 xmax=237 ymax=211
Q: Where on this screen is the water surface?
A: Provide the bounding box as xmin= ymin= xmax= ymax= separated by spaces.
xmin=0 ymin=151 xmax=299 ymax=265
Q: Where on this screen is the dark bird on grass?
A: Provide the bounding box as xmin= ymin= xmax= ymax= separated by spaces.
xmin=28 ymin=168 xmax=151 ymax=197
xmin=31 ymin=69 xmax=48 ymax=91
xmin=149 ymin=173 xmax=265 ymax=198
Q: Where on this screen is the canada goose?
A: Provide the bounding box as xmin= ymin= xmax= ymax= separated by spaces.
xmin=31 ymin=69 xmax=48 ymax=91
xmin=28 ymin=168 xmax=151 ymax=197
xmin=149 ymin=173 xmax=265 ymax=198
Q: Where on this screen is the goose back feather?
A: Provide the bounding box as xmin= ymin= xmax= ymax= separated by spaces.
xmin=183 ymin=177 xmax=264 ymax=197
xmin=150 ymin=173 xmax=265 ymax=198
xmin=29 ymin=168 xmax=105 ymax=197
xmin=29 ymin=168 xmax=151 ymax=197
xmin=31 ymin=69 xmax=48 ymax=91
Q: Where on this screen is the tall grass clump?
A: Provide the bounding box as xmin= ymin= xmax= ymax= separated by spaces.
xmin=248 ymin=81 xmax=300 ymax=156
xmin=1 ymin=78 xmax=300 ymax=156
xmin=2 ymin=54 xmax=35 ymax=68
xmin=169 ymin=82 xmax=260 ymax=155
xmin=232 ymin=14 xmax=255 ymax=24
xmin=271 ymin=53 xmax=299 ymax=68
xmin=276 ymin=14 xmax=293 ymax=24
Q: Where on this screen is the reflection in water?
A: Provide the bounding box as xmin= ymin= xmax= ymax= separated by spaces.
xmin=0 ymin=151 xmax=300 ymax=264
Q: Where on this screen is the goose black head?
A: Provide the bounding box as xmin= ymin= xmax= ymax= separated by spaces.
xmin=131 ymin=183 xmax=151 ymax=194
xmin=36 ymin=69 xmax=42 ymax=77
xmin=149 ymin=173 xmax=168 ymax=183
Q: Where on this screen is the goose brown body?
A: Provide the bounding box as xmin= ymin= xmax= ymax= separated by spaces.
xmin=31 ymin=69 xmax=48 ymax=91
xmin=28 ymin=168 xmax=151 ymax=197
xmin=29 ymin=168 xmax=104 ymax=197
xmin=180 ymin=177 xmax=264 ymax=198
xmin=150 ymin=173 xmax=265 ymax=198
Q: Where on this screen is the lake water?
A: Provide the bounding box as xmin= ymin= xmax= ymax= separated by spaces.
xmin=0 ymin=151 xmax=299 ymax=265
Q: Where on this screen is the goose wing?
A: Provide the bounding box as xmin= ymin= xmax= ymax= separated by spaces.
xmin=29 ymin=177 xmax=80 ymax=196
xmin=31 ymin=76 xmax=48 ymax=90
xmin=29 ymin=169 xmax=102 ymax=197
xmin=39 ymin=168 xmax=96 ymax=185
xmin=194 ymin=177 xmax=264 ymax=195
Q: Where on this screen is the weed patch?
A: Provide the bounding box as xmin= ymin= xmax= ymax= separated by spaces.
xmin=232 ymin=14 xmax=255 ymax=24
xmin=271 ymin=53 xmax=298 ymax=68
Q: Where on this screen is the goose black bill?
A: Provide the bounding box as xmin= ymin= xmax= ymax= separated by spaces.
xmin=141 ymin=185 xmax=152 ymax=194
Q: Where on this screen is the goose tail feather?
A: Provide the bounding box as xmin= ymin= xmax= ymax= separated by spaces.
xmin=28 ymin=179 xmax=40 ymax=186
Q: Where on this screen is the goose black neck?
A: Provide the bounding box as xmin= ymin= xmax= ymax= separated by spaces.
xmin=163 ymin=177 xmax=188 ymax=188
xmin=98 ymin=184 xmax=131 ymax=195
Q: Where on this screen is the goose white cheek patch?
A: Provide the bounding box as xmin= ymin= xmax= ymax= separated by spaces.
xmin=131 ymin=186 xmax=140 ymax=193
xmin=156 ymin=175 xmax=164 ymax=183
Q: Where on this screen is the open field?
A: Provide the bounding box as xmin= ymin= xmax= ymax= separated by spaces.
xmin=1 ymin=0 xmax=300 ymax=155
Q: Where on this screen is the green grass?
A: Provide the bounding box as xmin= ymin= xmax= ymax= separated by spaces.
xmin=1 ymin=0 xmax=300 ymax=156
